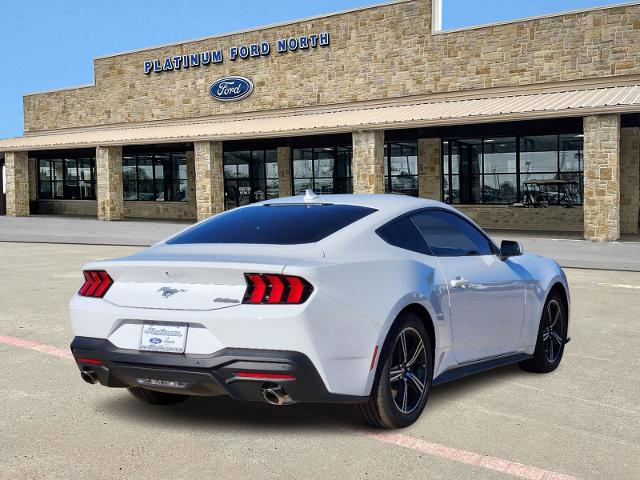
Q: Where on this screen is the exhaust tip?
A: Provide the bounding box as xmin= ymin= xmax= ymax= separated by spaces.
xmin=80 ymin=370 xmax=98 ymax=385
xmin=261 ymin=384 xmax=293 ymax=406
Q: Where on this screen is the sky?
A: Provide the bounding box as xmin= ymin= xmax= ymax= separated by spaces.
xmin=0 ymin=0 xmax=627 ymax=138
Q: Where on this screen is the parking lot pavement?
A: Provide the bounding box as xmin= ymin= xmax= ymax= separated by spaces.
xmin=1 ymin=243 xmax=638 ymax=480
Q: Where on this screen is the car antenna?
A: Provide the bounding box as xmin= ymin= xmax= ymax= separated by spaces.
xmin=304 ymin=189 xmax=318 ymax=202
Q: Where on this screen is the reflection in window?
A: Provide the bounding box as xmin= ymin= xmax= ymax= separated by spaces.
xmin=123 ymin=152 xmax=188 ymax=202
xmin=384 ymin=142 xmax=418 ymax=196
xmin=223 ymin=149 xmax=278 ymax=210
xmin=38 ymin=154 xmax=95 ymax=200
xmin=442 ymin=134 xmax=583 ymax=205
xmin=292 ymin=146 xmax=352 ymax=195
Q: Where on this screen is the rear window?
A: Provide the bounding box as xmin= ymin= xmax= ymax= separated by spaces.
xmin=167 ymin=204 xmax=377 ymax=245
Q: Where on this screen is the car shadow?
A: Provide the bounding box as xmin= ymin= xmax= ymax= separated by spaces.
xmin=95 ymin=363 xmax=528 ymax=431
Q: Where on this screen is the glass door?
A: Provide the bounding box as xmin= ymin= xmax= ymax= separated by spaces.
xmin=223 ymin=149 xmax=278 ymax=210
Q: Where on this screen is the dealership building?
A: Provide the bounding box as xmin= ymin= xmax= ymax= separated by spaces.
xmin=1 ymin=0 xmax=640 ymax=241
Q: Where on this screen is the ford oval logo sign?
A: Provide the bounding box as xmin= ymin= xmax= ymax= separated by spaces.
xmin=209 ymin=76 xmax=254 ymax=102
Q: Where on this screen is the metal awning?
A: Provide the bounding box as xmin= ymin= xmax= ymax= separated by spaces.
xmin=2 ymin=84 xmax=640 ymax=152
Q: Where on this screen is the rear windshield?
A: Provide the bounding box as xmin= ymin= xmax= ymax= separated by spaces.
xmin=167 ymin=204 xmax=377 ymax=245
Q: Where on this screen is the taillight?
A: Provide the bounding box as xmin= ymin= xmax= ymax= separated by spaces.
xmin=78 ymin=270 xmax=113 ymax=298
xmin=243 ymin=274 xmax=313 ymax=305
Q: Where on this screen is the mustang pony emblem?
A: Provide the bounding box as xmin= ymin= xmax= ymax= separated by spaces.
xmin=158 ymin=287 xmax=186 ymax=298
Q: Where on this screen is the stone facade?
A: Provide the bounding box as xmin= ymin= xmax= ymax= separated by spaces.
xmin=195 ymin=141 xmax=224 ymax=220
xmin=457 ymin=205 xmax=584 ymax=232
xmin=22 ymin=1 xmax=640 ymax=132
xmin=620 ymin=127 xmax=640 ymax=234
xmin=583 ymin=114 xmax=621 ymax=241
xmin=277 ymin=147 xmax=292 ymax=198
xmin=418 ymin=138 xmax=441 ymax=200
xmin=36 ymin=200 xmax=98 ymax=217
xmin=353 ymin=130 xmax=385 ymax=194
xmin=96 ymin=146 xmax=124 ymax=221
xmin=5 ymin=151 xmax=30 ymax=217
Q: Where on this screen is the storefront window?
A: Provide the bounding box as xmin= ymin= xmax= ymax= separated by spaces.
xmin=384 ymin=142 xmax=418 ymax=197
xmin=38 ymin=154 xmax=96 ymax=200
xmin=442 ymin=134 xmax=583 ymax=205
xmin=223 ymin=149 xmax=278 ymax=210
xmin=123 ymin=152 xmax=187 ymax=202
xmin=292 ymin=146 xmax=352 ymax=195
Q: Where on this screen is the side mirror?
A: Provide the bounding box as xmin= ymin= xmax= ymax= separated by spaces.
xmin=499 ymin=240 xmax=524 ymax=260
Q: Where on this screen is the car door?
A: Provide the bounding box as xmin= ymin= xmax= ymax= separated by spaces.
xmin=411 ymin=210 xmax=525 ymax=363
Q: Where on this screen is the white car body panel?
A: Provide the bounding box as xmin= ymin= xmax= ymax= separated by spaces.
xmin=69 ymin=194 xmax=570 ymax=399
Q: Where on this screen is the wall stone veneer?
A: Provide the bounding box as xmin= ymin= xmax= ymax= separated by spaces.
xmin=195 ymin=141 xmax=224 ymax=221
xmin=5 ymin=151 xmax=30 ymax=216
xmin=96 ymin=146 xmax=124 ymax=221
xmin=22 ymin=1 xmax=640 ymax=132
xmin=353 ymin=130 xmax=385 ymax=194
xmin=620 ymin=127 xmax=640 ymax=234
xmin=583 ymin=114 xmax=621 ymax=241
xmin=277 ymin=147 xmax=292 ymax=198
xmin=457 ymin=206 xmax=584 ymax=232
xmin=419 ymin=138 xmax=441 ymax=200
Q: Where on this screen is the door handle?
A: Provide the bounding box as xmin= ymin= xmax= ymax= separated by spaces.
xmin=450 ymin=277 xmax=470 ymax=289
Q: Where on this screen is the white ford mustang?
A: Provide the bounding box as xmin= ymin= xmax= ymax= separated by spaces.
xmin=70 ymin=193 xmax=570 ymax=428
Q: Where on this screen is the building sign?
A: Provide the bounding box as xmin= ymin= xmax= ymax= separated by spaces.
xmin=144 ymin=32 xmax=330 ymax=75
xmin=209 ymin=77 xmax=254 ymax=102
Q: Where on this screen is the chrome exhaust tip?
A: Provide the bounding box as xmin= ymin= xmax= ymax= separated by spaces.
xmin=261 ymin=385 xmax=293 ymax=406
xmin=80 ymin=370 xmax=98 ymax=385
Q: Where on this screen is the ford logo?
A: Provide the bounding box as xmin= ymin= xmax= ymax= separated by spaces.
xmin=209 ymin=76 xmax=254 ymax=102
xmin=149 ymin=338 xmax=162 ymax=345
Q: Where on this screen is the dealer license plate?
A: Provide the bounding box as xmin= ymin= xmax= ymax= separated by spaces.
xmin=139 ymin=323 xmax=188 ymax=354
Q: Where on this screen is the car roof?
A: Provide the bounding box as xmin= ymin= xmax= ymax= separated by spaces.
xmin=255 ymin=193 xmax=444 ymax=211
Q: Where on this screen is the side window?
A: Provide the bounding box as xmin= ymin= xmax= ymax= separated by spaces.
xmin=411 ymin=210 xmax=495 ymax=257
xmin=377 ymin=216 xmax=430 ymax=255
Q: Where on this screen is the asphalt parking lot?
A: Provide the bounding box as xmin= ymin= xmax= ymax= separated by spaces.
xmin=1 ymin=242 xmax=638 ymax=480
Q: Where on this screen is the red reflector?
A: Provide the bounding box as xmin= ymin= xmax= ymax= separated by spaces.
xmin=75 ymin=357 xmax=103 ymax=365
xmin=236 ymin=372 xmax=296 ymax=380
xmin=286 ymin=276 xmax=304 ymax=303
xmin=78 ymin=270 xmax=113 ymax=298
xmin=266 ymin=275 xmax=285 ymax=304
xmin=370 ymin=345 xmax=379 ymax=372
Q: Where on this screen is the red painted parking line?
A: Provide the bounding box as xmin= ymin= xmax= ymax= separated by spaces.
xmin=0 ymin=334 xmax=73 ymax=360
xmin=0 ymin=333 xmax=578 ymax=479
xmin=362 ymin=432 xmax=578 ymax=480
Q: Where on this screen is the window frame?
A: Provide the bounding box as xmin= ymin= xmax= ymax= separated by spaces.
xmin=291 ymin=145 xmax=353 ymax=195
xmin=384 ymin=141 xmax=419 ymax=197
xmin=37 ymin=154 xmax=96 ymax=201
xmin=442 ymin=134 xmax=584 ymax=206
xmin=123 ymin=151 xmax=188 ymax=203
xmin=376 ymin=207 xmax=499 ymax=257
xmin=223 ymin=148 xmax=279 ymax=210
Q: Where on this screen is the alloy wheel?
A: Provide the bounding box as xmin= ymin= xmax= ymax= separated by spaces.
xmin=542 ymin=299 xmax=564 ymax=363
xmin=389 ymin=327 xmax=428 ymax=414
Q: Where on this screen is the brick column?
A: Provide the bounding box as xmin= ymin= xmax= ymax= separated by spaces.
xmin=620 ymin=127 xmax=640 ymax=234
xmin=96 ymin=146 xmax=124 ymax=221
xmin=352 ymin=130 xmax=385 ymax=194
xmin=5 ymin=151 xmax=30 ymax=217
xmin=277 ymin=146 xmax=292 ymax=198
xmin=194 ymin=141 xmax=224 ymax=221
xmin=418 ymin=138 xmax=442 ymax=200
xmin=583 ymin=114 xmax=621 ymax=241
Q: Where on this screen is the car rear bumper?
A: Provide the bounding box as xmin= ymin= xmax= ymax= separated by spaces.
xmin=71 ymin=337 xmax=367 ymax=404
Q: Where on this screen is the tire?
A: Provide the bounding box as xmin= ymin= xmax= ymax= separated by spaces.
xmin=127 ymin=387 xmax=190 ymax=406
xmin=359 ymin=312 xmax=433 ymax=429
xmin=519 ymin=291 xmax=567 ymax=374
